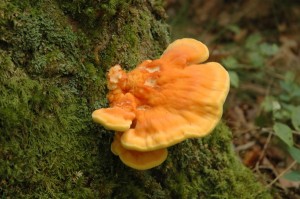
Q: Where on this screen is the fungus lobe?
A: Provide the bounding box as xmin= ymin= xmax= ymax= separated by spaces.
xmin=92 ymin=38 xmax=230 ymax=170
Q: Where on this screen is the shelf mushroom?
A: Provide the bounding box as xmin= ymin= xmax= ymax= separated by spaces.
xmin=111 ymin=132 xmax=168 ymax=170
xmin=92 ymin=38 xmax=230 ymax=170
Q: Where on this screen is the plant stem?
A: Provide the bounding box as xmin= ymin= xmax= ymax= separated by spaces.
xmin=267 ymin=160 xmax=297 ymax=188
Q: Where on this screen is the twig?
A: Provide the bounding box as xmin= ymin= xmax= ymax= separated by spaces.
xmin=258 ymin=165 xmax=278 ymax=175
xmin=240 ymin=83 xmax=267 ymax=95
xmin=234 ymin=126 xmax=261 ymax=136
xmin=255 ymin=131 xmax=273 ymax=171
xmin=235 ymin=141 xmax=256 ymax=152
xmin=292 ymin=130 xmax=300 ymax=135
xmin=267 ymin=160 xmax=297 ymax=188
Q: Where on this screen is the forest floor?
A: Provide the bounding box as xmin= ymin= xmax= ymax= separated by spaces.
xmin=166 ymin=1 xmax=300 ymax=198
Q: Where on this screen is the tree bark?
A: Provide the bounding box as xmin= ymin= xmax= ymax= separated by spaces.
xmin=0 ymin=1 xmax=271 ymax=198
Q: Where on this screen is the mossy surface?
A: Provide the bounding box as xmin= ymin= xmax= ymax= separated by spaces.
xmin=0 ymin=0 xmax=271 ymax=198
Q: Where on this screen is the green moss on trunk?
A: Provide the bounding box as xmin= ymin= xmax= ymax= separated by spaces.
xmin=0 ymin=0 xmax=271 ymax=198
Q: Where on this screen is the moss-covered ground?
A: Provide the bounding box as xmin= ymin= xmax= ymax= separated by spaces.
xmin=0 ymin=0 xmax=271 ymax=198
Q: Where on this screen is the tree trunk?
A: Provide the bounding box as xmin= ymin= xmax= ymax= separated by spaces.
xmin=0 ymin=1 xmax=271 ymax=198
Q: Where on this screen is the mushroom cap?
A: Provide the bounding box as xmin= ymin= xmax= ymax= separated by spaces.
xmin=161 ymin=38 xmax=209 ymax=65
xmin=92 ymin=107 xmax=135 ymax=131
xmin=121 ymin=60 xmax=230 ymax=151
xmin=111 ymin=132 xmax=168 ymax=170
xmin=92 ymin=38 xmax=230 ymax=153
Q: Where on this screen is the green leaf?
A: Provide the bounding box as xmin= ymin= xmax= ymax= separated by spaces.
xmin=280 ymin=81 xmax=293 ymax=93
xmin=273 ymin=109 xmax=290 ymax=121
xmin=227 ymin=25 xmax=241 ymax=34
xmin=284 ymin=71 xmax=295 ymax=83
xmin=261 ymin=96 xmax=281 ymax=113
xmin=259 ymin=43 xmax=279 ymax=56
xmin=284 ymin=171 xmax=300 ymax=181
xmin=228 ymin=71 xmax=239 ymax=88
xmin=273 ymin=123 xmax=294 ymax=147
xmin=222 ymin=56 xmax=239 ymax=69
xmin=248 ymin=52 xmax=264 ymax=67
xmin=292 ymin=106 xmax=300 ymax=131
xmin=245 ymin=33 xmax=262 ymax=50
xmin=288 ymin=147 xmax=300 ymax=163
xmin=261 ymin=96 xmax=273 ymax=112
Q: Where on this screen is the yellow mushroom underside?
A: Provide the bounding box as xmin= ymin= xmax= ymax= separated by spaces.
xmin=111 ymin=132 xmax=168 ymax=170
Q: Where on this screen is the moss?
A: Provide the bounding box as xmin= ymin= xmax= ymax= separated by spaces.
xmin=162 ymin=123 xmax=271 ymax=199
xmin=0 ymin=0 xmax=271 ymax=198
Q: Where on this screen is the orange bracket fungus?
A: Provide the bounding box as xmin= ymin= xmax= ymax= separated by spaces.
xmin=111 ymin=132 xmax=168 ymax=170
xmin=92 ymin=38 xmax=230 ymax=170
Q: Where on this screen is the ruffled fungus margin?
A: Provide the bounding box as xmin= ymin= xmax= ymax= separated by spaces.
xmin=92 ymin=38 xmax=230 ymax=170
